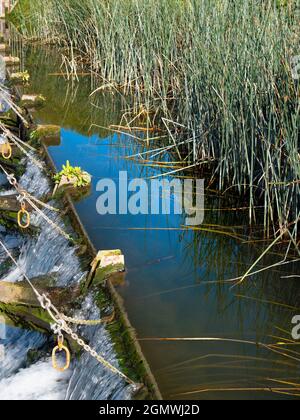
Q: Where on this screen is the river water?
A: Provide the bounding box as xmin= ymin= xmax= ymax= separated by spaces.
xmin=0 ymin=157 xmax=133 ymax=400
xmin=1 ymin=39 xmax=300 ymax=400
xmin=0 ymin=32 xmax=134 ymax=399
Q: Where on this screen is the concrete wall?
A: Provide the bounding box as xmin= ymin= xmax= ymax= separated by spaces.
xmin=0 ymin=1 xmax=15 ymax=18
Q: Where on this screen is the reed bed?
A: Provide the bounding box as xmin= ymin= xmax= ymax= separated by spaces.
xmin=10 ymin=0 xmax=300 ymax=246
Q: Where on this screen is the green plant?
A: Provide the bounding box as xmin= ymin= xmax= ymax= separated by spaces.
xmin=18 ymin=71 xmax=30 ymax=82
xmin=53 ymin=160 xmax=90 ymax=188
xmin=12 ymin=0 xmax=300 ymax=247
xmin=29 ymin=130 xmax=39 ymax=141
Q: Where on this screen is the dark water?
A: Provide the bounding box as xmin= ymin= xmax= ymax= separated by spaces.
xmin=20 ymin=46 xmax=300 ymax=400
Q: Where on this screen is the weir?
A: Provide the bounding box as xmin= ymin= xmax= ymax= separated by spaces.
xmin=2 ymin=5 xmax=300 ymax=401
xmin=0 ymin=19 xmax=162 ymax=400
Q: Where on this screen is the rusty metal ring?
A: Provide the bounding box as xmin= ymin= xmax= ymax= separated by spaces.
xmin=52 ymin=344 xmax=71 ymax=372
xmin=1 ymin=143 xmax=12 ymax=160
xmin=17 ymin=208 xmax=30 ymax=229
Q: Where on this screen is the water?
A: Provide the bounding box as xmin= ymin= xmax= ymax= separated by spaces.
xmin=0 ymin=144 xmax=133 ymax=399
xmin=0 ymin=157 xmax=134 ymax=399
xmin=0 ymin=327 xmax=46 ymax=381
xmin=3 ymin=43 xmax=300 ymax=400
xmin=0 ymin=358 xmax=71 ymax=400
xmin=66 ymin=293 xmax=134 ymax=401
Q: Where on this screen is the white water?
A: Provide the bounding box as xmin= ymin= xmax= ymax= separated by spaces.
xmin=67 ymin=294 xmax=134 ymax=400
xmin=0 ymin=359 xmax=71 ymax=400
xmin=2 ymin=160 xmax=85 ymax=285
xmin=0 ymin=159 xmax=133 ymax=400
xmin=0 ymin=326 xmax=46 ymax=381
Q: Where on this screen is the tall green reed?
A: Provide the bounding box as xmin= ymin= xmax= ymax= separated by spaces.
xmin=10 ymin=0 xmax=300 ymax=245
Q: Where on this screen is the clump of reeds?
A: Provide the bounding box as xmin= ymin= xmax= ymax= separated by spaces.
xmin=10 ymin=0 xmax=300 ymax=246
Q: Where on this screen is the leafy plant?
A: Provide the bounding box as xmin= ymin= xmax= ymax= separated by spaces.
xmin=16 ymin=71 xmax=30 ymax=83
xmin=12 ymin=0 xmax=300 ymax=246
xmin=30 ymin=130 xmax=39 ymax=141
xmin=53 ymin=160 xmax=90 ymax=188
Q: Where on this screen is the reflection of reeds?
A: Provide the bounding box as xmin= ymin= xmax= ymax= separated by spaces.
xmin=141 ymin=336 xmax=300 ymax=397
xmin=5 ymin=21 xmax=299 ymax=398
xmin=10 ymin=1 xmax=300 ymax=245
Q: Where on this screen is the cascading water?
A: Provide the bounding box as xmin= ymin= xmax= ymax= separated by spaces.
xmin=66 ymin=293 xmax=134 ymax=401
xmin=0 ymin=157 xmax=133 ymax=400
xmin=0 ymin=327 xmax=47 ymax=380
xmin=4 ymin=158 xmax=85 ymax=285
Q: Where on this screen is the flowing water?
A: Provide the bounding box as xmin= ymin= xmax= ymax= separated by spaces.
xmin=0 ymin=156 xmax=134 ymax=399
xmin=0 ymin=46 xmax=135 ymax=400
xmin=1 ymin=38 xmax=300 ymax=400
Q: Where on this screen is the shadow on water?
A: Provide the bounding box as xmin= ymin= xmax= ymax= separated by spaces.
xmin=21 ymin=45 xmax=300 ymax=400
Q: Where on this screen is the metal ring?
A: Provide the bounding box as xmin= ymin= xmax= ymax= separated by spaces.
xmin=52 ymin=344 xmax=71 ymax=372
xmin=1 ymin=143 xmax=12 ymax=160
xmin=17 ymin=207 xmax=30 ymax=229
xmin=7 ymin=174 xmax=17 ymax=186
xmin=39 ymin=294 xmax=51 ymax=310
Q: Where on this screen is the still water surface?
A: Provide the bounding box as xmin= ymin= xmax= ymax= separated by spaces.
xmin=22 ymin=46 xmax=300 ymax=400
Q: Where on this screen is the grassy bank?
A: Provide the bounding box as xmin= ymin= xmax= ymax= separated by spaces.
xmin=10 ymin=0 xmax=300 ymax=244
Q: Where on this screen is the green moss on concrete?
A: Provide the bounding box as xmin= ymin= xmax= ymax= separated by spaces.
xmin=95 ymin=288 xmax=155 ymax=400
xmin=30 ymin=124 xmax=61 ymax=141
xmin=0 ymin=302 xmax=52 ymax=334
xmin=20 ymin=94 xmax=46 ymax=109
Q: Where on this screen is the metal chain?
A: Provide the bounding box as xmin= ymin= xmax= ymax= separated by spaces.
xmin=0 ymin=129 xmax=137 ymax=387
xmin=0 ymin=123 xmax=44 ymax=170
xmin=0 ymin=162 xmax=63 ymax=222
xmin=60 ymin=312 xmax=115 ymax=326
xmin=9 ymin=137 xmax=41 ymax=165
xmin=25 ymin=195 xmax=73 ymax=242
xmin=0 ymin=123 xmax=36 ymax=152
xmin=0 ymin=164 xmax=73 ymax=242
xmin=38 ymin=296 xmax=135 ymax=385
xmin=0 ymin=86 xmax=28 ymax=127
xmin=0 ymin=239 xmax=135 ymax=386
xmin=21 ymin=192 xmax=59 ymax=212
xmin=61 ymin=323 xmax=135 ymax=385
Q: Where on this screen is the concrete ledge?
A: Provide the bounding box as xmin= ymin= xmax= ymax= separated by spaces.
xmin=40 ymin=142 xmax=163 ymax=400
xmin=2 ymin=55 xmax=20 ymax=65
xmin=4 ymin=57 xmax=162 ymax=400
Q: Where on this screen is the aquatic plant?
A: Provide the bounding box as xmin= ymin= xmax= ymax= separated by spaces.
xmin=10 ymin=0 xmax=300 ymax=246
xmin=10 ymin=70 xmax=30 ymax=84
xmin=54 ymin=160 xmax=91 ymax=188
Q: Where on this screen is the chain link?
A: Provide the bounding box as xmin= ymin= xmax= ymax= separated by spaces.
xmin=60 ymin=322 xmax=135 ymax=385
xmin=40 ymin=294 xmax=135 ymax=385
xmin=0 ymin=241 xmax=135 ymax=386
xmin=0 ymin=122 xmax=43 ymax=169
xmin=26 ymin=195 xmax=73 ymax=241
xmin=0 ymin=164 xmax=73 ymax=242
xmin=60 ymin=311 xmax=115 ymax=326
xmin=0 ymin=138 xmax=137 ymax=387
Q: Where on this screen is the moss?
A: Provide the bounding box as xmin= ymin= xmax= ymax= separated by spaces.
xmin=26 ymin=348 xmax=48 ymax=366
xmin=30 ymin=124 xmax=61 ymax=142
xmin=0 ymin=209 xmax=40 ymax=235
xmin=0 ymin=302 xmax=52 ymax=334
xmin=0 ymin=114 xmax=18 ymax=128
xmin=93 ymin=263 xmax=124 ymax=286
xmin=94 ymin=287 xmax=155 ymax=399
xmin=20 ymin=94 xmax=46 ymax=109
xmin=0 ymin=301 xmax=82 ymax=356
